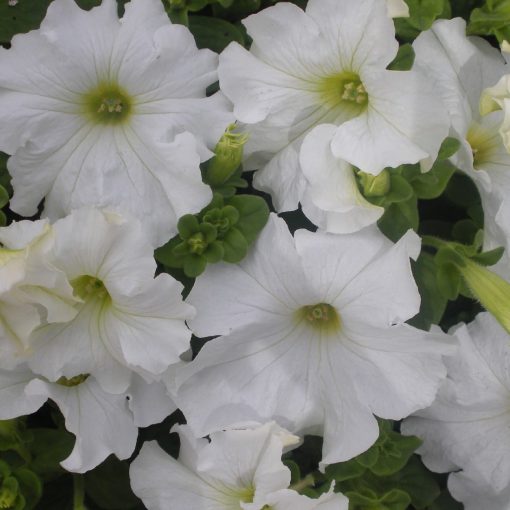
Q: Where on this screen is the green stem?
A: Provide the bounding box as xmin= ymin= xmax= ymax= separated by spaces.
xmin=73 ymin=474 xmax=87 ymax=510
xmin=289 ymin=474 xmax=315 ymax=493
xmin=421 ymin=235 xmax=450 ymax=250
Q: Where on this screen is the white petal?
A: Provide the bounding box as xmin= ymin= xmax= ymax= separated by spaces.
xmin=0 ymin=367 xmax=45 ymax=419
xmin=448 ymin=472 xmax=510 ymax=510
xmin=332 ymin=69 xmax=449 ymax=173
xmin=262 ymin=486 xmax=349 ymax=510
xmin=187 ymin=214 xmax=316 ymax=337
xmin=300 ymin=124 xmax=383 ymax=233
xmin=26 ymin=377 xmax=137 ymax=473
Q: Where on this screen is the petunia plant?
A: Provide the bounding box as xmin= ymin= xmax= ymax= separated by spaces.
xmin=1 ymin=0 xmax=510 ymax=509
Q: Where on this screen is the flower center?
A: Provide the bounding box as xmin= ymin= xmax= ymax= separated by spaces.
xmin=56 ymin=374 xmax=90 ymax=387
xmin=82 ymin=82 xmax=132 ymax=125
xmin=71 ymin=275 xmax=109 ymax=302
xmin=467 ymin=121 xmax=500 ymax=169
xmin=297 ymin=303 xmax=341 ymax=333
xmin=318 ymin=71 xmax=369 ymax=110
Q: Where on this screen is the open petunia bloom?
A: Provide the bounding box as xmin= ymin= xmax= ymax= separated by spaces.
xmin=175 ymin=215 xmax=453 ymax=465
xmin=27 ymin=208 xmax=195 ymax=394
xmin=130 ymin=422 xmax=349 ymax=510
xmin=0 ymin=220 xmax=76 ymax=368
xmin=0 ymin=0 xmax=233 ymax=247
xmin=413 ymin=18 xmax=510 ymax=261
xmin=218 ymin=0 xmax=448 ymax=212
xmin=402 ymin=312 xmax=510 ymax=495
xmin=0 ymin=366 xmax=176 ymax=473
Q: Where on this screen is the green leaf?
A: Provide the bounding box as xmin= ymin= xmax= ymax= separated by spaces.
xmin=452 ymin=219 xmax=479 ymax=245
xmin=325 ymin=459 xmax=366 ymax=482
xmin=183 ymin=254 xmax=207 ymax=277
xmin=188 ymin=15 xmax=245 ymax=53
xmin=427 ymin=489 xmax=463 ymax=510
xmin=226 ymin=195 xmax=270 ymax=244
xmin=212 ymin=0 xmax=261 ymax=19
xmin=178 ymin=215 xmax=200 ymax=239
xmin=409 ymin=252 xmax=448 ymax=330
xmin=29 ymin=428 xmax=74 ymax=482
xmin=204 ymin=241 xmax=224 ymax=263
xmin=378 ymin=196 xmax=419 ymax=242
xmin=155 ymin=236 xmax=185 ymax=268
xmin=0 ymin=186 xmax=9 ymax=209
xmin=468 ymin=0 xmax=510 ymax=42
xmin=387 ymin=44 xmax=415 ymax=71
xmin=14 ymin=468 xmax=42 ymax=510
xmin=384 ymin=174 xmax=414 ymax=204
xmin=347 ymin=488 xmax=411 ymax=510
xmin=410 ymin=161 xmax=457 ymax=200
xmin=85 ymin=456 xmax=141 ymax=510
xmin=356 ymin=447 xmax=380 ymax=469
xmin=222 ymin=227 xmax=248 ymax=263
xmin=282 ymin=460 xmax=301 ymax=485
xmin=395 ymin=0 xmax=450 ymax=40
xmin=369 ymin=432 xmax=422 ymax=476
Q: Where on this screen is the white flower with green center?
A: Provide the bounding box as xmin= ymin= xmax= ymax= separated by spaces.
xmin=413 ymin=19 xmax=510 ymax=259
xmin=402 ymin=313 xmax=510 ymax=496
xmin=218 ymin=0 xmax=449 ymax=212
xmin=0 ymin=0 xmax=233 ymax=247
xmin=130 ymin=423 xmax=349 ymax=510
xmin=386 ymin=0 xmax=409 ymax=17
xmin=26 ymin=208 xmax=195 ymax=394
xmin=0 ymin=365 xmax=176 ymax=472
xmin=0 ymin=219 xmax=76 ymax=367
xmin=175 ymin=215 xmax=453 ymax=465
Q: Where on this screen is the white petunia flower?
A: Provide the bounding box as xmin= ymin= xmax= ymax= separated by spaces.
xmin=0 ymin=0 xmax=233 ymax=246
xmin=402 ymin=312 xmax=510 ymax=493
xmin=299 ymin=124 xmax=384 ymax=234
xmin=386 ymin=0 xmax=409 ymax=18
xmin=0 ymin=365 xmax=175 ymax=473
xmin=218 ymin=0 xmax=448 ymax=211
xmin=130 ymin=422 xmax=349 ymax=510
xmin=0 ymin=219 xmax=76 ymax=367
xmin=448 ymin=472 xmax=510 ymax=510
xmin=413 ymin=19 xmax=510 ymax=259
xmin=27 ymin=208 xmax=195 ymax=394
xmin=175 ymin=215 xmax=453 ymax=465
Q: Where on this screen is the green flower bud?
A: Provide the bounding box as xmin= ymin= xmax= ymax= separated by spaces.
xmin=358 ymin=169 xmax=391 ymax=197
xmin=460 ymin=259 xmax=510 ymax=333
xmin=205 ymin=124 xmax=248 ymax=187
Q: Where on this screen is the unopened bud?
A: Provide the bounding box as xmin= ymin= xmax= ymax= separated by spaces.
xmin=460 ymin=259 xmax=510 ymax=334
xmin=358 ymin=169 xmax=391 ymax=197
xmin=205 ymin=125 xmax=248 ymax=187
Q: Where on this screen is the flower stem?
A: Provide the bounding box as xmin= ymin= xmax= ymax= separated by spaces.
xmin=289 ymin=474 xmax=315 ymax=493
xmin=73 ymin=474 xmax=87 ymax=510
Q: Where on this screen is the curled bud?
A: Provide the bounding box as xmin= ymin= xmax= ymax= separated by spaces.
xmin=460 ymin=259 xmax=510 ymax=334
xmin=205 ymin=125 xmax=249 ymax=187
xmin=358 ymin=169 xmax=391 ymax=197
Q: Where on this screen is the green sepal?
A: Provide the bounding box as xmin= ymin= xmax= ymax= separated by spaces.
xmin=371 ymin=174 xmax=413 ymax=205
xmin=222 ymin=227 xmax=248 ymax=263
xmin=436 ymin=263 xmax=461 ymax=301
xmin=183 ymin=254 xmax=207 ymax=278
xmin=204 ymin=241 xmax=224 ymax=263
xmin=410 ymin=160 xmax=457 ymax=199
xmin=387 ymin=44 xmax=415 ymax=71
xmin=435 ymin=245 xmax=467 ymax=268
xmin=226 ymin=195 xmax=270 ymax=244
xmin=437 ymin=137 xmax=461 ymax=160
xmin=189 ymin=15 xmax=245 ymax=53
xmin=408 ymin=253 xmax=448 ymax=330
xmin=178 ymin=214 xmax=200 ymax=239
xmin=452 ymin=219 xmax=480 ymax=245
xmin=282 ymin=460 xmax=301 ymax=485
xmin=471 ymin=246 xmax=505 ymax=266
